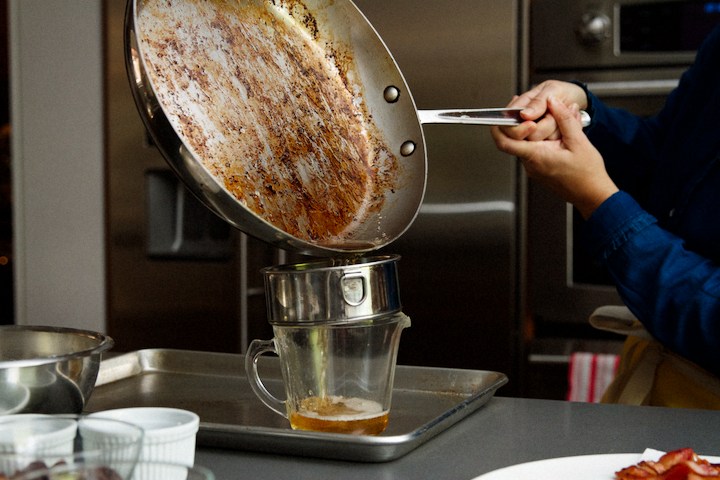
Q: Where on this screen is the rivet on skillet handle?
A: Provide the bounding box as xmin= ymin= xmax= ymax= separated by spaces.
xmin=400 ymin=141 xmax=416 ymax=156
xmin=383 ymin=86 xmax=400 ymax=103
xmin=384 ymin=86 xmax=417 ymax=157
xmin=341 ymin=271 xmax=367 ymax=307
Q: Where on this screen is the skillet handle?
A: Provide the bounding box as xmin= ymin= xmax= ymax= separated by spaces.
xmin=417 ymin=108 xmax=591 ymax=128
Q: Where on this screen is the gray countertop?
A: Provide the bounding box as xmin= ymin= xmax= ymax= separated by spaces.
xmin=195 ymin=396 xmax=720 ymax=480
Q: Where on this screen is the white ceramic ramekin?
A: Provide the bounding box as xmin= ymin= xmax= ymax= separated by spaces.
xmin=88 ymin=407 xmax=199 ymax=466
xmin=0 ymin=414 xmax=77 ymax=473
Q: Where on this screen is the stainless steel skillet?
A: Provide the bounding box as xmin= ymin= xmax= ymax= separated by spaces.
xmin=125 ymin=0 xmax=586 ymax=256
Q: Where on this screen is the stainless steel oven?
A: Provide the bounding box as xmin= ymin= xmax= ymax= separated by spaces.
xmin=525 ymin=0 xmax=720 ymax=330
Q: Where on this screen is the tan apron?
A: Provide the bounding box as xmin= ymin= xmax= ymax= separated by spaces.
xmin=590 ymin=305 xmax=720 ymax=409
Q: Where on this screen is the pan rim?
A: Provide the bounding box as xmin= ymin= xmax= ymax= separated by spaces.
xmin=125 ymin=0 xmax=427 ymax=255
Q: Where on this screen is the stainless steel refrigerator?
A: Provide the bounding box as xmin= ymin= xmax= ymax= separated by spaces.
xmin=104 ymin=0 xmax=522 ymax=390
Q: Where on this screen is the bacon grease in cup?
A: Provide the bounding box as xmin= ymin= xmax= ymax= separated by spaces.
xmin=288 ymin=395 xmax=389 ymax=435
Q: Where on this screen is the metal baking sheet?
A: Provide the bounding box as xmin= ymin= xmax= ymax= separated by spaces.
xmin=84 ymin=349 xmax=507 ymax=462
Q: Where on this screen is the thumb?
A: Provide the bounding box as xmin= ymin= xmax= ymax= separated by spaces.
xmin=547 ymin=95 xmax=584 ymax=145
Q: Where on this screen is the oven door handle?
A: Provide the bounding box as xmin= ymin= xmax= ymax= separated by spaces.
xmin=586 ymin=79 xmax=679 ymax=97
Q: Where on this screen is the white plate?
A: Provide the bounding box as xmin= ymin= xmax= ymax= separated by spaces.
xmin=473 ymin=453 xmax=720 ymax=480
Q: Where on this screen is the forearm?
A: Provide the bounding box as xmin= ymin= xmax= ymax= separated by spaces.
xmin=582 ymin=192 xmax=720 ymax=376
xmin=585 ymin=91 xmax=663 ymax=192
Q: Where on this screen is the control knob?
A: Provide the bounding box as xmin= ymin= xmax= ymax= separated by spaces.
xmin=575 ymin=12 xmax=612 ymax=46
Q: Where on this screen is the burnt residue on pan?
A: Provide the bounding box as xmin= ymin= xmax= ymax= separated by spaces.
xmin=135 ymin=0 xmax=401 ymax=247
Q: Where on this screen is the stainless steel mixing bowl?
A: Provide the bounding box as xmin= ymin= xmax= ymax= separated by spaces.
xmin=0 ymin=325 xmax=114 ymax=414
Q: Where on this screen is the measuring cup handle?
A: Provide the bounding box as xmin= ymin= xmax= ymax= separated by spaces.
xmin=245 ymin=339 xmax=287 ymax=418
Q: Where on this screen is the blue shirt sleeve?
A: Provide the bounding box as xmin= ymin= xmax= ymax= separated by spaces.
xmin=581 ymin=191 xmax=720 ymax=376
xmin=576 ymin=24 xmax=720 ymax=377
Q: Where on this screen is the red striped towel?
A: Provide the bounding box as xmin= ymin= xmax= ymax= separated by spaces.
xmin=567 ymin=352 xmax=620 ymax=403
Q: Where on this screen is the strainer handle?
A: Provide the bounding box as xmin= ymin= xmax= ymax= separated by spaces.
xmin=245 ymin=339 xmax=287 ymax=418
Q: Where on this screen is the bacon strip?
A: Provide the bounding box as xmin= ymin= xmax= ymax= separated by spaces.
xmin=616 ymin=449 xmax=720 ymax=480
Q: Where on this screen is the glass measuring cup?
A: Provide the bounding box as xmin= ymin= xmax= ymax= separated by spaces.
xmin=245 ymin=313 xmax=410 ymax=435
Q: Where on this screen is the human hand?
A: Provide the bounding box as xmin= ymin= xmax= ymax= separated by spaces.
xmin=492 ymin=95 xmax=618 ymax=219
xmin=499 ymin=80 xmax=588 ymax=142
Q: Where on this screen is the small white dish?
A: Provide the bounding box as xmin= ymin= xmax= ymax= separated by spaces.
xmin=0 ymin=414 xmax=144 ymax=479
xmin=0 ymin=414 xmax=77 ymax=456
xmin=89 ymin=407 xmax=199 ymax=467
